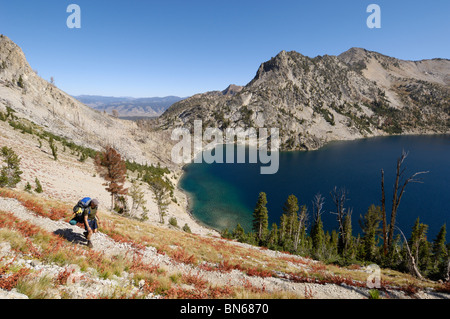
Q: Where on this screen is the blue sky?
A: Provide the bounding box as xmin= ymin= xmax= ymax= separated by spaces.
xmin=0 ymin=0 xmax=448 ymax=97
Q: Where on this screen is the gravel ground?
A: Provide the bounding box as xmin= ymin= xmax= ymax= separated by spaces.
xmin=1 ymin=197 xmax=449 ymax=299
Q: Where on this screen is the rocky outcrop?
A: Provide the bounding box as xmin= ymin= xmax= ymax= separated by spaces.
xmin=222 ymin=84 xmax=243 ymax=96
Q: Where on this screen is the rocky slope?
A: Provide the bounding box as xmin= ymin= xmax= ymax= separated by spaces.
xmin=0 ymin=112 xmax=448 ymax=299
xmin=1 ymin=191 xmax=448 ymax=300
xmin=0 ymin=117 xmax=205 ymax=236
xmin=160 ymin=49 xmax=449 ymax=150
xmin=0 ymin=35 xmax=177 ymax=168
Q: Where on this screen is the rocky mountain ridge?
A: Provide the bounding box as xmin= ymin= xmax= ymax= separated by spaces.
xmin=160 ymin=48 xmax=449 ymax=150
xmin=0 ymin=35 xmax=176 ymax=168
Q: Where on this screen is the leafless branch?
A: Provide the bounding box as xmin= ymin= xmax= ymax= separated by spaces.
xmin=394 ymin=226 xmax=425 ymax=281
xmin=387 ymin=151 xmax=429 ymax=251
xmin=312 ymin=193 xmax=325 ymax=223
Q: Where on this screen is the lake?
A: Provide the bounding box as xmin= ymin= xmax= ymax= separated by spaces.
xmin=180 ymin=135 xmax=450 ymax=241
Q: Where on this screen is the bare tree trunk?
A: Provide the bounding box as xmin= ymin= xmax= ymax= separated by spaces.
xmin=381 ymin=169 xmax=388 ymax=256
xmin=396 ymin=226 xmax=425 ymax=281
xmin=293 ymin=206 xmax=307 ymax=251
xmin=386 ymin=151 xmax=428 ymax=253
xmin=330 ymin=187 xmax=348 ymax=252
xmin=312 ymin=193 xmax=325 ymax=224
xmin=293 ymin=223 xmax=301 ymax=251
xmin=446 ymin=258 xmax=450 ymax=282
xmin=387 ymin=154 xmax=403 ymax=250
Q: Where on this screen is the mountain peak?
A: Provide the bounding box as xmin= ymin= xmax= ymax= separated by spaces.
xmin=222 ymin=84 xmax=243 ymax=96
xmin=251 ymin=51 xmax=297 ymax=83
xmin=337 ymin=47 xmax=371 ymax=65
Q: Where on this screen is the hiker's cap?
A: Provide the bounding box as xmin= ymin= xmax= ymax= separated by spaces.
xmin=91 ymin=199 xmax=99 ymax=207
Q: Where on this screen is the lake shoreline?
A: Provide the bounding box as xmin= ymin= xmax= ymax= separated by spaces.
xmin=176 ymin=133 xmax=450 ymax=240
xmin=175 ymin=169 xmax=221 ymax=236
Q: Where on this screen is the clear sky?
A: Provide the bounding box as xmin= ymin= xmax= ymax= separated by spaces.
xmin=0 ymin=0 xmax=448 ymax=97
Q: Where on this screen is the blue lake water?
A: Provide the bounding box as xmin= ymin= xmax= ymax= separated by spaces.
xmin=180 ymin=135 xmax=450 ymax=241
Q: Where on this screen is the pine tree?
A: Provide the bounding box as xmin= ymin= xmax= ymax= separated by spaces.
xmin=432 ymin=224 xmax=448 ymax=279
xmin=17 ymin=75 xmax=24 ymax=88
xmin=330 ymin=230 xmax=339 ymax=256
xmin=311 ymin=193 xmax=325 ymax=257
xmin=148 ymin=177 xmax=170 ymax=224
xmin=0 ymin=146 xmax=22 ymax=188
xmin=95 ymin=145 xmax=128 ymax=210
xmin=418 ymin=240 xmax=432 ymax=276
xmin=360 ymin=205 xmax=382 ymax=261
xmin=400 ymin=217 xmax=428 ymax=279
xmin=267 ymin=223 xmax=279 ymax=249
xmin=129 ymin=180 xmax=148 ymax=219
xmin=279 ymin=213 xmax=288 ymax=244
xmin=232 ymin=223 xmax=245 ymax=240
xmin=49 ymin=137 xmax=58 ymax=161
xmin=24 ymin=182 xmax=32 ymax=192
xmin=342 ymin=211 xmax=354 ymax=259
xmin=282 ymin=194 xmax=299 ymax=239
xmin=252 ymin=192 xmax=269 ymax=241
xmin=182 ymin=223 xmax=191 ymax=233
xmin=432 ymin=224 xmax=447 ymax=262
xmin=34 ymin=177 xmax=43 ymax=193
xmin=409 ymin=217 xmax=429 ymax=264
xmin=311 ymin=214 xmax=325 ymax=258
xmin=389 ymin=233 xmax=404 ymax=269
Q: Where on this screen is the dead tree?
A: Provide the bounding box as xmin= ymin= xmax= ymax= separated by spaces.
xmin=330 ymin=186 xmax=350 ymax=252
xmin=395 ymin=226 xmax=425 ymax=280
xmin=94 ymin=145 xmax=128 ymax=210
xmin=293 ymin=205 xmax=308 ymax=252
xmin=312 ymin=193 xmax=325 ymax=225
xmin=381 ymin=150 xmax=428 ymax=255
xmin=381 ymin=169 xmax=388 ymax=255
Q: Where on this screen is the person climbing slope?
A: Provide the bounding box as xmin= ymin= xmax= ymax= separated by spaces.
xmin=71 ymin=197 xmax=100 ymax=248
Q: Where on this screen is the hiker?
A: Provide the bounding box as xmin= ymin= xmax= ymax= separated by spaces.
xmin=71 ymin=197 xmax=100 ymax=248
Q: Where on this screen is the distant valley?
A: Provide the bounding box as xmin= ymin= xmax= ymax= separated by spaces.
xmin=75 ymin=95 xmax=184 ymax=118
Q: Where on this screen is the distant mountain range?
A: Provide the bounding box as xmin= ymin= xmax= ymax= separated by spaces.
xmin=75 ymin=95 xmax=184 ymax=118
